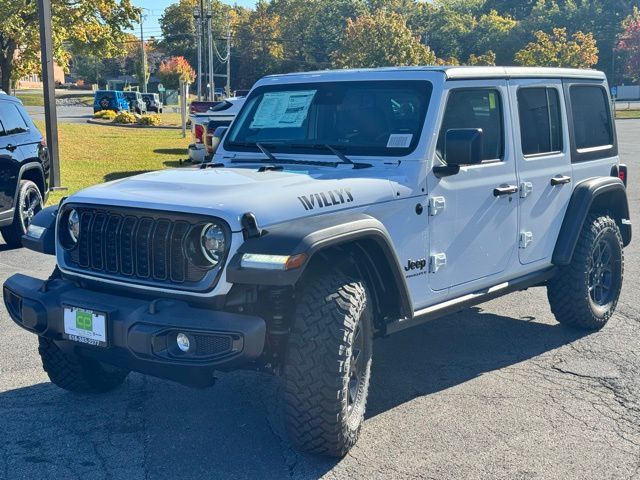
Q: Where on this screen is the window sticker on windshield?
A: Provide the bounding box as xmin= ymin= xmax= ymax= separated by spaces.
xmin=250 ymin=90 xmax=317 ymax=129
xmin=387 ymin=134 xmax=413 ymax=148
xmin=489 ymin=92 xmax=496 ymax=109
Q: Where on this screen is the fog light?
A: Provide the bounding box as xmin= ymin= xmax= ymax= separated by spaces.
xmin=176 ymin=333 xmax=191 ymax=352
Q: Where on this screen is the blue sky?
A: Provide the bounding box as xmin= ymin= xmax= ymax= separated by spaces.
xmin=131 ymin=0 xmax=257 ymax=38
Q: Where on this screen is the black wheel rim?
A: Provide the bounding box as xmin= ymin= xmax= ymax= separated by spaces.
xmin=588 ymin=238 xmax=614 ymax=306
xmin=347 ymin=322 xmax=364 ymax=415
xmin=21 ymin=188 xmax=42 ymax=230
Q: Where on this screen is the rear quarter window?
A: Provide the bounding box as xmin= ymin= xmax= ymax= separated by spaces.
xmin=568 ymin=85 xmax=614 ymax=158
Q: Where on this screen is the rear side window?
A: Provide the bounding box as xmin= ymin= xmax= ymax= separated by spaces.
xmin=569 ymin=86 xmax=612 ymax=150
xmin=0 ymin=103 xmax=29 ymax=135
xmin=437 ymin=89 xmax=504 ymax=162
xmin=517 ymin=87 xmax=563 ymax=156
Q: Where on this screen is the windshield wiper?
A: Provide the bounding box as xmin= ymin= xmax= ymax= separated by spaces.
xmin=227 ymin=141 xmax=339 ymax=167
xmin=290 ymin=143 xmax=372 ymax=169
xmin=256 ymin=142 xmax=277 ymax=162
xmin=226 ymin=141 xmax=371 ymax=169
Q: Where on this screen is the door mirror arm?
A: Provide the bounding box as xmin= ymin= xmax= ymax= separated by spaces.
xmin=433 ymin=164 xmax=461 ymax=178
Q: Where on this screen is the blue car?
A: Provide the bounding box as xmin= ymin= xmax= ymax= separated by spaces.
xmin=93 ymin=90 xmax=129 ymax=113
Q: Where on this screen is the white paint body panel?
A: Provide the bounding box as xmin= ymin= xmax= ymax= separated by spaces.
xmin=58 ymin=67 xmax=621 ymax=311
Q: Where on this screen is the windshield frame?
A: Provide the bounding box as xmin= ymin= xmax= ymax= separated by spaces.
xmin=223 ymin=80 xmax=433 ymax=158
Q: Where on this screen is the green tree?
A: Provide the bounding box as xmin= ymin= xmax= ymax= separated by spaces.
xmin=515 ymin=27 xmax=598 ymax=68
xmin=332 ymin=10 xmax=436 ymax=68
xmin=159 ymin=0 xmax=233 ymax=77
xmin=233 ymin=1 xmax=286 ymax=87
xmin=0 ymin=0 xmax=139 ymax=92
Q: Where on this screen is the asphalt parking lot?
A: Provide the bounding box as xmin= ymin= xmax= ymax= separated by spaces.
xmin=0 ymin=121 xmax=639 ymax=480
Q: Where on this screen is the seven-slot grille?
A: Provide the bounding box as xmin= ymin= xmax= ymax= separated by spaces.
xmin=64 ymin=207 xmax=211 ymax=287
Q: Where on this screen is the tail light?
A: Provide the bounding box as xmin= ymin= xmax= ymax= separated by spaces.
xmin=194 ymin=124 xmax=204 ymax=143
xmin=612 ymin=164 xmax=628 ymax=187
xmin=38 ymin=139 xmax=49 ymax=164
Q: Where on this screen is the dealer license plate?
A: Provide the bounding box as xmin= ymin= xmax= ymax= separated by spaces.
xmin=63 ymin=307 xmax=107 ymax=347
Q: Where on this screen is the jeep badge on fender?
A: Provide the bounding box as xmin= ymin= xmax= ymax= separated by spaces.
xmin=4 ymin=67 xmax=630 ymax=458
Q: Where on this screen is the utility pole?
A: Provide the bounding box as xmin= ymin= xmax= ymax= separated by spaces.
xmin=36 ymin=0 xmax=61 ymax=189
xmin=139 ymin=11 xmax=148 ymax=93
xmin=207 ymin=3 xmax=215 ymax=101
xmin=226 ymin=24 xmax=231 ymax=96
xmin=194 ymin=2 xmax=203 ymax=100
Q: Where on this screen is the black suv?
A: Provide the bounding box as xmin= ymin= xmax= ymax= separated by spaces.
xmin=0 ymin=94 xmax=49 ymax=247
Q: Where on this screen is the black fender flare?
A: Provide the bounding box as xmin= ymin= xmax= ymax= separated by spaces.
xmin=226 ymin=212 xmax=413 ymax=319
xmin=553 ymin=177 xmax=631 ymax=266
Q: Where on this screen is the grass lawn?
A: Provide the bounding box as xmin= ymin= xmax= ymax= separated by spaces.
xmin=615 ymin=109 xmax=640 ymax=119
xmin=34 ymin=121 xmax=191 ymax=206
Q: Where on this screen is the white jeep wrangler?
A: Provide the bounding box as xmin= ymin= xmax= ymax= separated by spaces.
xmin=5 ymin=67 xmax=631 ymax=457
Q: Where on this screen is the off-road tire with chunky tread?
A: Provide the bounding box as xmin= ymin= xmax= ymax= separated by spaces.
xmin=283 ymin=274 xmax=373 ymax=457
xmin=547 ymin=214 xmax=624 ymax=330
xmin=38 ymin=337 xmax=129 ymax=393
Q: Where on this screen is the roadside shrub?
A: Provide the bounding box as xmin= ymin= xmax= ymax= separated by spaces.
xmin=93 ymin=110 xmax=117 ymax=120
xmin=138 ymin=114 xmax=162 ymax=126
xmin=113 ymin=111 xmax=137 ymax=124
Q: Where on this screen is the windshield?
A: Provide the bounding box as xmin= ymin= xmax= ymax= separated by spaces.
xmin=224 ymin=80 xmax=432 ymax=157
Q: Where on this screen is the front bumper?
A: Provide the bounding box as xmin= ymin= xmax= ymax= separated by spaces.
xmin=4 ymin=274 xmax=266 ymax=387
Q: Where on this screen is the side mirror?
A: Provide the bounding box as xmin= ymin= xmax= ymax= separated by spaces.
xmin=209 ymin=126 xmax=228 ymax=155
xmin=433 ymin=129 xmax=483 ymax=178
xmin=445 ymin=128 xmax=483 ymax=166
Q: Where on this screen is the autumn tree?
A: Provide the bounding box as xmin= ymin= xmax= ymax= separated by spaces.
xmin=232 ymin=2 xmax=286 ymax=88
xmin=157 ymin=56 xmax=196 ymax=90
xmin=617 ymin=7 xmax=640 ymax=82
xmin=332 ymin=10 xmax=436 ymax=68
xmin=515 ymin=27 xmax=598 ymax=68
xmin=0 ymin=0 xmax=139 ymax=92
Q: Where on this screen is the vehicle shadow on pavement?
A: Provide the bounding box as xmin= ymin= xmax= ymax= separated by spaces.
xmin=0 ymin=306 xmax=589 ymax=479
xmin=367 ymin=306 xmax=588 ymax=418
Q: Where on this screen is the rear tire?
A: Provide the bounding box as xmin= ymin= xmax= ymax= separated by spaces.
xmin=283 ymin=274 xmax=373 ymax=457
xmin=547 ymin=214 xmax=623 ymax=330
xmin=38 ymin=337 xmax=129 ymax=393
xmin=1 ymin=180 xmax=42 ymax=248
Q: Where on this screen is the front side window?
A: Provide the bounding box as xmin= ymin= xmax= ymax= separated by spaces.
xmin=0 ymin=103 xmax=28 ymax=136
xmin=225 ymin=81 xmax=432 ymax=157
xmin=569 ymin=85 xmax=613 ymax=150
xmin=517 ymin=87 xmax=563 ymax=156
xmin=437 ymin=89 xmax=504 ymax=162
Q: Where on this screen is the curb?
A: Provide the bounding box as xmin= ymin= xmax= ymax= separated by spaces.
xmin=86 ymin=119 xmax=181 ymax=130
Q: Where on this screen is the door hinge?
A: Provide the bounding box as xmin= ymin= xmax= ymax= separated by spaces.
xmin=520 ymin=182 xmax=533 ymax=198
xmin=519 ymin=231 xmax=533 ymax=249
xmin=428 ymin=196 xmax=446 ymax=216
xmin=429 ymin=253 xmax=447 ymax=273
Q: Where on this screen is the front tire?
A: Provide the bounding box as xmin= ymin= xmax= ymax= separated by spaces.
xmin=547 ymin=214 xmax=624 ymax=330
xmin=1 ymin=180 xmax=42 ymax=248
xmin=38 ymin=337 xmax=129 ymax=393
xmin=283 ymin=274 xmax=373 ymax=456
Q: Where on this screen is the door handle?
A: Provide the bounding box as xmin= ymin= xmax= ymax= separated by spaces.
xmin=550 ymin=175 xmax=571 ymax=186
xmin=493 ymin=184 xmax=519 ymax=197
xmin=1 ymin=144 xmax=17 ymax=153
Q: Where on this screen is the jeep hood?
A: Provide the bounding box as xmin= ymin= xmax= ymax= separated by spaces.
xmin=66 ymin=166 xmax=399 ymax=231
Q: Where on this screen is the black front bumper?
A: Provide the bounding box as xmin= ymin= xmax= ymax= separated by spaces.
xmin=3 ymin=274 xmax=266 ymax=387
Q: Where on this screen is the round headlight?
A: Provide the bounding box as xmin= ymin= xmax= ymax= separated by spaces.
xmin=200 ymin=223 xmax=226 ymax=266
xmin=68 ymin=209 xmax=80 ymax=243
